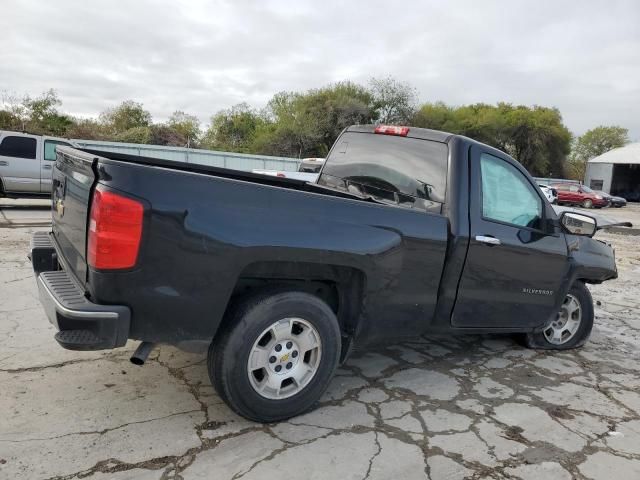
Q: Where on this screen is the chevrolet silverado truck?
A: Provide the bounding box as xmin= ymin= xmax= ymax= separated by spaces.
xmin=30 ymin=124 xmax=617 ymax=422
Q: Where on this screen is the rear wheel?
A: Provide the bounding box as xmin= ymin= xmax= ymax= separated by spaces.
xmin=524 ymin=282 xmax=594 ymax=350
xmin=582 ymin=199 xmax=593 ymax=209
xmin=208 ymin=290 xmax=341 ymax=422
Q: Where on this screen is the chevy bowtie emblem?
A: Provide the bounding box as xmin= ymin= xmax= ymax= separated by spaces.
xmin=280 ymin=353 xmax=290 ymax=362
xmin=55 ymin=199 xmax=65 ymax=217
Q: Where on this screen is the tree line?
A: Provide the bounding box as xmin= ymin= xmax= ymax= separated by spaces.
xmin=0 ymin=79 xmax=630 ymax=178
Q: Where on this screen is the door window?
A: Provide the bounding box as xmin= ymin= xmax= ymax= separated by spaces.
xmin=480 ymin=153 xmax=542 ymax=229
xmin=0 ymin=136 xmax=37 ymax=159
xmin=44 ymin=140 xmax=71 ymax=161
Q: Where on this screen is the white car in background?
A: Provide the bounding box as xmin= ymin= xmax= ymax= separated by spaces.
xmin=253 ymin=157 xmax=325 ymax=183
xmin=539 ymin=184 xmax=558 ymax=204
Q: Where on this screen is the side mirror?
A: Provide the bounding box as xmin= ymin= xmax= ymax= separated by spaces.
xmin=560 ymin=212 xmax=597 ymax=237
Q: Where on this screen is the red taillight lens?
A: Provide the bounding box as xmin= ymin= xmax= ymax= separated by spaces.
xmin=87 ymin=186 xmax=143 ymax=270
xmin=374 ymin=125 xmax=410 ymax=136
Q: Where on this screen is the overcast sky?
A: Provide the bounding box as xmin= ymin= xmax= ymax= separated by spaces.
xmin=2 ymin=0 xmax=639 ymax=138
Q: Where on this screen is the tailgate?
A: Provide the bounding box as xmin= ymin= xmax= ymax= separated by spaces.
xmin=51 ymin=147 xmax=98 ymax=284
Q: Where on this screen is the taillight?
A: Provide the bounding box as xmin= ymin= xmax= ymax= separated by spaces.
xmin=87 ymin=186 xmax=144 ymax=270
xmin=374 ymin=125 xmax=410 ymax=136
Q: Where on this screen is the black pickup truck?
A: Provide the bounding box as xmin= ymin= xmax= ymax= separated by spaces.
xmin=31 ymin=124 xmax=617 ymax=422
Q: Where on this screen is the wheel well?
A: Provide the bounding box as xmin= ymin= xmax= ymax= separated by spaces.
xmin=228 ymin=261 xmax=366 ymax=337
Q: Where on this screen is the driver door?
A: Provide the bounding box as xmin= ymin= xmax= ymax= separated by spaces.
xmin=452 ymin=147 xmax=570 ymax=328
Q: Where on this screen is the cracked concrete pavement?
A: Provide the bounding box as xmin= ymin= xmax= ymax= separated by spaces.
xmin=1 ymin=206 xmax=640 ymax=479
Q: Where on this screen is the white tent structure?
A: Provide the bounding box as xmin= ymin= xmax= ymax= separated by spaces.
xmin=584 ymin=143 xmax=640 ymax=201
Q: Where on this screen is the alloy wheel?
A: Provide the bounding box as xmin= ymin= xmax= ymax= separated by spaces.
xmin=544 ymin=294 xmax=582 ymax=345
xmin=247 ymin=317 xmax=322 ymax=399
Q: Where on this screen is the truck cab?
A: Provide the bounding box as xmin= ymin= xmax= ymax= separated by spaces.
xmin=0 ymin=130 xmax=76 ymax=196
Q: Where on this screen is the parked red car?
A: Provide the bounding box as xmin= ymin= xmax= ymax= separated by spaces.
xmin=551 ymin=184 xmax=607 ymax=208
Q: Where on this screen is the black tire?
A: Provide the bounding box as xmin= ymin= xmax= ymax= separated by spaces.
xmin=208 ymin=290 xmax=341 ymax=422
xmin=582 ymin=199 xmax=593 ymax=209
xmin=524 ymin=281 xmax=594 ymax=350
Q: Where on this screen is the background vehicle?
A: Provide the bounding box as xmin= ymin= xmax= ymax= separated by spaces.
xmin=539 ymin=184 xmax=557 ymax=204
xmin=551 ymin=183 xmax=607 ymax=208
xmin=253 ymin=157 xmax=325 ymax=182
xmin=595 ymin=190 xmax=627 ymax=208
xmin=0 ymin=130 xmax=76 ymax=197
xmin=31 ymin=125 xmax=616 ymax=422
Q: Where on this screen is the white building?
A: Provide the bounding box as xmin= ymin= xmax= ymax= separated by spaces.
xmin=584 ymin=143 xmax=640 ymax=201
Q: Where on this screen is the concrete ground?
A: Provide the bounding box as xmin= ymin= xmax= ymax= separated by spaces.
xmin=593 ymin=201 xmax=640 ymax=226
xmin=0 ymin=198 xmax=51 ymax=228
xmin=1 ymin=201 xmax=639 ymax=480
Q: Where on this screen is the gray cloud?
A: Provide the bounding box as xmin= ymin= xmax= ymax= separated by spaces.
xmin=2 ymin=0 xmax=639 ymax=138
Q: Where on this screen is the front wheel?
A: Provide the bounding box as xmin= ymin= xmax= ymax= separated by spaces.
xmin=582 ymin=199 xmax=593 ymax=209
xmin=208 ymin=290 xmax=341 ymax=422
xmin=524 ymin=282 xmax=594 ymax=350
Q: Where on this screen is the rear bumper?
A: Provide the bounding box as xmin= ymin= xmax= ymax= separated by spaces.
xmin=31 ymin=231 xmax=130 ymax=351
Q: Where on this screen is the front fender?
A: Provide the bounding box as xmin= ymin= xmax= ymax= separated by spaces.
xmin=566 ymin=235 xmax=617 ymax=284
xmin=533 ymin=234 xmax=616 ymax=333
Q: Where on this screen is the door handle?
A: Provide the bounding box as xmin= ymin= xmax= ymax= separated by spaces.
xmin=0 ymin=160 xmax=8 ymax=166
xmin=42 ymin=164 xmax=53 ymax=170
xmin=475 ymin=235 xmax=501 ymax=246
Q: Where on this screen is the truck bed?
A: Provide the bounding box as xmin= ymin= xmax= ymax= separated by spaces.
xmin=81 ymin=148 xmax=374 ymax=203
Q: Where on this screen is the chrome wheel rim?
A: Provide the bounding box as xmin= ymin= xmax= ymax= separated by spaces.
xmin=544 ymin=294 xmax=582 ymax=345
xmin=247 ymin=318 xmax=322 ymax=399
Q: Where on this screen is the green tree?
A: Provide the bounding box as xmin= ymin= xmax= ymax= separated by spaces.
xmin=115 ymin=126 xmax=152 ymax=144
xmin=167 ymin=111 xmax=201 ymax=147
xmin=65 ymin=118 xmax=108 ymax=140
xmin=23 ymin=89 xmax=61 ymax=123
xmin=256 ymin=91 xmax=323 ymax=157
xmin=150 ymin=124 xmax=188 ymax=146
xmin=413 ymin=102 xmax=572 ymax=176
xmin=0 ymin=109 xmax=22 ymax=131
xmin=19 ymin=89 xmax=74 ymax=136
xmin=370 ymin=76 xmax=417 ymax=125
xmin=256 ymin=82 xmax=376 ymax=157
xmin=411 ymin=101 xmax=453 ymax=130
xmin=100 ymin=100 xmax=152 ymax=134
xmin=567 ymin=126 xmax=629 ymax=179
xmin=202 ymin=103 xmax=266 ymax=152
